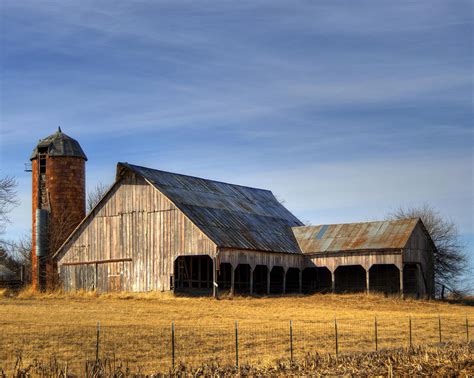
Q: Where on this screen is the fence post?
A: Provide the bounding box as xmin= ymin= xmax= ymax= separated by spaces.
xmin=374 ymin=316 xmax=378 ymax=352
xmin=290 ymin=320 xmax=293 ymax=362
xmin=438 ymin=315 xmax=442 ymax=343
xmin=334 ymin=318 xmax=339 ymax=357
xmin=171 ymin=321 xmax=175 ymax=370
xmin=408 ymin=317 xmax=412 ymax=349
xmin=235 ymin=321 xmax=239 ymax=369
xmin=466 ymin=318 xmax=469 ymax=344
xmin=96 ymin=321 xmax=100 ymax=362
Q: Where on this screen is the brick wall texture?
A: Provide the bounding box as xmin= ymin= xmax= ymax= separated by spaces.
xmin=31 ymin=156 xmax=86 ymax=290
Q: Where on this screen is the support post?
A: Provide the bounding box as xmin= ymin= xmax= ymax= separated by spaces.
xmin=230 ymin=265 xmax=235 ymax=296
xmin=331 ymin=270 xmax=336 ymax=293
xmin=298 ymin=269 xmax=302 ymax=294
xmin=399 ymin=266 xmax=404 ymax=299
xmin=212 ymin=258 xmax=218 ymax=299
xmin=267 ymin=268 xmax=271 ymax=295
xmin=366 ymin=267 xmax=370 ymax=294
xmin=249 ymin=267 xmax=254 ymax=295
xmin=282 ymin=269 xmax=286 ymax=295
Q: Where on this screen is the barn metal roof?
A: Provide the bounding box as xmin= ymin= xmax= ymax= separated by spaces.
xmin=120 ymin=163 xmax=304 ymax=254
xmin=30 ymin=127 xmax=87 ymax=160
xmin=292 ymin=218 xmax=420 ymax=254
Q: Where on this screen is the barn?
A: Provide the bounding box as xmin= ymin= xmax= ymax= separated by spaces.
xmin=53 ymin=162 xmax=435 ymax=298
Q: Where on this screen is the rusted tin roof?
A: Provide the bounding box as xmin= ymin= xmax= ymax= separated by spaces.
xmin=30 ymin=127 xmax=87 ymax=161
xmin=120 ymin=163 xmax=304 ymax=253
xmin=292 ymin=218 xmax=420 ymax=254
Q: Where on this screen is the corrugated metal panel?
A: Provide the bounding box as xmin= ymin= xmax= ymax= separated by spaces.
xmin=120 ymin=163 xmax=304 ymax=254
xmin=293 ymin=218 xmax=420 ymax=254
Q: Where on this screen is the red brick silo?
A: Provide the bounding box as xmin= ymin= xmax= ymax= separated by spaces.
xmin=30 ymin=128 xmax=87 ymax=291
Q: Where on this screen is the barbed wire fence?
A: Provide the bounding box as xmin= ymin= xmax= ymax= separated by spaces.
xmin=1 ymin=315 xmax=472 ymax=375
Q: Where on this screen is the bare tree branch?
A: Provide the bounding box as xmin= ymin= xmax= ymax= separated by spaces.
xmin=87 ymin=182 xmax=110 ymax=213
xmin=0 ymin=175 xmax=19 ymax=235
xmin=386 ymin=203 xmax=469 ymax=291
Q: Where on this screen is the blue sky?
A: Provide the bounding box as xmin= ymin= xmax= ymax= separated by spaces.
xmin=1 ymin=1 xmax=473 ymax=286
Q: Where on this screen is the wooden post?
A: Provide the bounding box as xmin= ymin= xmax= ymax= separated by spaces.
xmin=290 ymin=320 xmax=293 ymax=362
xmin=409 ymin=317 xmax=412 ymax=349
xmin=171 ymin=321 xmax=175 ymax=370
xmin=466 ymin=318 xmax=469 ymax=343
xmin=282 ymin=269 xmax=286 ymax=295
xmin=267 ymin=268 xmax=271 ymax=295
xmin=96 ymin=321 xmax=100 ymax=362
xmin=399 ymin=266 xmax=404 ymax=299
xmin=212 ymin=257 xmax=218 ymax=299
xmin=298 ymin=269 xmax=302 ymax=294
xmin=366 ymin=268 xmax=370 ymax=294
xmin=438 ymin=315 xmax=442 ymax=343
xmin=331 ymin=270 xmax=336 ymax=293
xmin=235 ymin=321 xmax=239 ymax=369
xmin=374 ymin=316 xmax=378 ymax=351
xmin=334 ymin=318 xmax=339 ymax=357
xmin=249 ymin=267 xmax=254 ymax=295
xmin=230 ymin=265 xmax=235 ymax=296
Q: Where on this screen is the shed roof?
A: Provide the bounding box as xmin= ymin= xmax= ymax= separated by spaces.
xmin=30 ymin=127 xmax=87 ymax=161
xmin=292 ymin=218 xmax=421 ymax=254
xmin=119 ymin=163 xmax=304 ymax=253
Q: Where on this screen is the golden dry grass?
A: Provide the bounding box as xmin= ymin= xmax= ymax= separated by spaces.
xmin=10 ymin=343 xmax=474 ymax=376
xmin=1 ymin=289 xmax=473 ymax=375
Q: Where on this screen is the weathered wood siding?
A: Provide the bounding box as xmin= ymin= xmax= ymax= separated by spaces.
xmin=307 ymin=250 xmax=402 ymax=272
xmin=403 ymin=222 xmax=435 ymax=296
xmin=219 ymin=248 xmax=306 ymax=270
xmin=58 ymin=171 xmax=216 ymax=292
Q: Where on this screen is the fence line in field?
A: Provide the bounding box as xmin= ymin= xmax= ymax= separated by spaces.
xmin=1 ymin=315 xmax=472 ymax=375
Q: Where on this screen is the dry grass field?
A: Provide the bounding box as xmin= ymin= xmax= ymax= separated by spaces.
xmin=1 ymin=289 xmax=473 ymax=375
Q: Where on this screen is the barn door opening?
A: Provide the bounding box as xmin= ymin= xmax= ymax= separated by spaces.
xmin=403 ymin=263 xmax=419 ymax=297
xmin=174 ymin=255 xmax=213 ymax=295
xmin=334 ymin=265 xmax=366 ymax=293
xmin=369 ymin=264 xmax=400 ymax=295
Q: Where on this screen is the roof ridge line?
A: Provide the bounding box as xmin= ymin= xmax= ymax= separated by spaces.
xmin=121 ymin=162 xmax=274 ymax=193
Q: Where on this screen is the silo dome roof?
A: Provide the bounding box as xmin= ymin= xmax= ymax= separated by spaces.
xmin=30 ymin=127 xmax=87 ymax=161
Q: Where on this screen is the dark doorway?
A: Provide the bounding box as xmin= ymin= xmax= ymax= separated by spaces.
xmin=334 ymin=265 xmax=366 ymax=293
xmin=253 ymin=265 xmax=268 ymax=294
xmin=403 ymin=263 xmax=419 ymax=297
xmin=235 ymin=264 xmax=251 ymax=294
xmin=217 ymin=263 xmax=233 ymax=291
xmin=316 ymin=267 xmax=332 ymax=293
xmin=286 ymin=268 xmax=300 ymax=293
xmin=174 ymin=255 xmax=213 ymax=294
xmin=270 ymin=266 xmax=284 ymax=294
xmin=302 ymin=267 xmax=317 ymax=294
xmin=302 ymin=267 xmax=332 ymax=293
xmin=369 ymin=264 xmax=400 ymax=294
